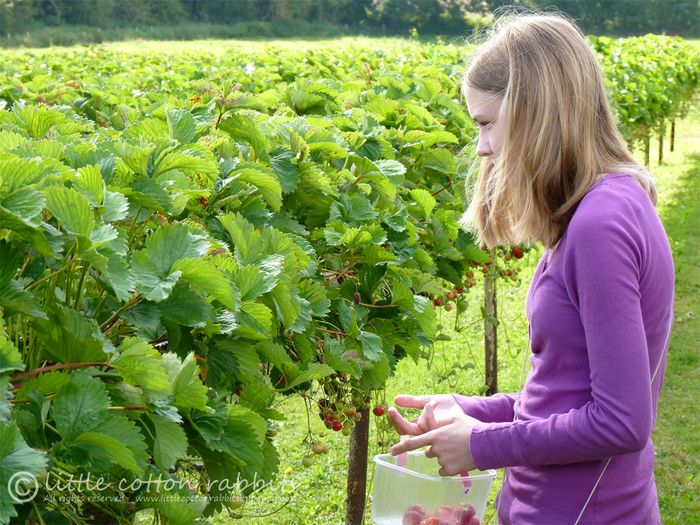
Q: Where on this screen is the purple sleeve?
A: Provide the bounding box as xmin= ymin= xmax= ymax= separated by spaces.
xmin=451 ymin=393 xmax=518 ymax=423
xmin=470 ymin=205 xmax=654 ymax=468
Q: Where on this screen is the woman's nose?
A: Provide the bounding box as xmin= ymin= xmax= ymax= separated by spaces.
xmin=476 ymin=138 xmax=492 ymax=157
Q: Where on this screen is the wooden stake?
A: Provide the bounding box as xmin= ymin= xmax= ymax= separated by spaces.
xmin=346 ymin=406 xmax=370 ymax=525
xmin=484 ymin=272 xmax=498 ymax=395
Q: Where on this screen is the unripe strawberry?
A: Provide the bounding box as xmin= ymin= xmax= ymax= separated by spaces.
xmin=312 ymin=442 xmax=328 ymax=455
xmin=302 ymin=455 xmax=315 ymax=467
xmin=447 ymin=291 xmax=457 ymax=300
xmin=353 ymin=292 xmax=361 ymax=304
xmin=444 ymin=303 xmax=453 ymax=312
xmin=466 ymin=271 xmax=475 ymax=279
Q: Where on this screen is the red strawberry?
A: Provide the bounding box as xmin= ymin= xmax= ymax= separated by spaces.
xmin=373 ymin=405 xmax=386 ymax=417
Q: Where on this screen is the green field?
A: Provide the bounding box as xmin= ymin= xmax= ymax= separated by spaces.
xmin=0 ymin=34 xmax=697 ymax=525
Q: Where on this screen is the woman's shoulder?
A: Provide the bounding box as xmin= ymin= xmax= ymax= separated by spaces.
xmin=569 ymin=173 xmax=652 ymax=231
xmin=561 ymin=173 xmax=656 ymax=256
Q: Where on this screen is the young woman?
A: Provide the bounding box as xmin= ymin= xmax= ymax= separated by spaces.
xmin=388 ymin=13 xmax=675 ymax=525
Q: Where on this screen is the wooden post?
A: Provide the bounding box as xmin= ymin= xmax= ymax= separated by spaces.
xmin=670 ymin=119 xmax=675 ymax=152
xmin=658 ymin=118 xmax=664 ymax=165
xmin=484 ymin=272 xmax=498 ymax=395
xmin=644 ymin=134 xmax=651 ymax=167
xmin=346 ymin=406 xmax=370 ymax=525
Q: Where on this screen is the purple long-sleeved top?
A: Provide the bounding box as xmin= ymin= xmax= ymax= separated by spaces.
xmin=453 ymin=173 xmax=674 ymax=524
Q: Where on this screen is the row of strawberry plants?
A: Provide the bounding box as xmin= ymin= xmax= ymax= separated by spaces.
xmin=0 ymin=35 xmax=698 ymax=524
xmin=591 ymin=34 xmax=700 ymax=151
xmin=0 ymin=54 xmax=494 ymax=524
xmin=1 ymin=35 xmax=697 ymax=146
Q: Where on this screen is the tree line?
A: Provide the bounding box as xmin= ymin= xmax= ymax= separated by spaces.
xmin=0 ymin=0 xmax=698 ymax=38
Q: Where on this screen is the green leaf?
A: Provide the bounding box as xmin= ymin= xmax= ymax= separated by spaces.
xmin=0 ymin=421 xmax=48 ymax=525
xmin=235 ymin=167 xmax=282 ymax=212
xmin=0 ymin=335 xmax=23 ymax=376
xmin=151 ymin=484 xmax=206 ymax=525
xmin=14 ymin=371 xmax=70 ymax=401
xmin=0 ymin=242 xmax=20 ymax=286
xmin=125 ymin=176 xmax=173 ymax=213
xmin=410 ymin=188 xmax=436 ymax=219
xmin=72 ymin=431 xmax=142 ymax=475
xmin=0 ymin=281 xmax=47 ymax=320
xmin=131 ymin=249 xmax=181 ymax=302
xmin=33 ymin=304 xmax=109 ymax=362
xmin=167 ymin=108 xmax=197 ymax=145
xmin=284 ymin=363 xmax=335 ymax=391
xmin=112 ymin=338 xmax=170 ymax=395
xmin=158 ymin=283 xmax=214 ymax=328
xmin=270 ymin=148 xmax=300 ymax=193
xmin=150 ymin=413 xmax=188 ymax=472
xmin=234 ymin=301 xmax=273 ymax=340
xmin=153 ymin=147 xmax=217 ymax=180
xmin=219 ymin=113 xmax=270 ymax=162
xmin=0 ymin=189 xmax=45 ymax=229
xmin=172 ymin=353 xmax=210 ymax=411
xmin=269 ymin=281 xmax=300 ymax=327
xmin=75 ymin=165 xmax=105 ymax=207
xmin=147 ymin=224 xmax=210 ymax=276
xmin=419 ymin=148 xmax=456 ymax=174
xmin=84 ymin=249 xmax=134 ymax=302
xmin=44 ymin=186 xmax=95 ymax=237
xmin=235 ymin=264 xmax=278 ymax=302
xmin=359 ymin=353 xmax=392 ymax=391
xmin=101 ymin=190 xmax=129 ymax=222
xmin=171 ymin=258 xmax=239 ymax=309
xmin=52 ymin=371 xmax=109 ymax=441
xmin=358 ymin=330 xmax=383 ymax=362
xmin=374 ymin=159 xmax=406 ymax=185
xmin=218 ymin=213 xmax=264 ymax=266
xmin=98 ymin=412 xmax=149 ymax=472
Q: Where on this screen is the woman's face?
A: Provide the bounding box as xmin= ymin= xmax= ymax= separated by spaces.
xmin=464 ymin=85 xmax=506 ymax=159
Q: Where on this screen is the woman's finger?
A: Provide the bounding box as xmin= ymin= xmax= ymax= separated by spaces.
xmin=387 ymin=407 xmax=423 ymax=435
xmin=394 ymin=394 xmax=432 ymax=408
xmin=389 ymin=429 xmax=435 ymax=455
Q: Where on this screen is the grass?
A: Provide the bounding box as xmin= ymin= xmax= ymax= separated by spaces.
xmin=1 ymin=35 xmax=454 ymax=57
xmin=0 ymin=22 xmax=374 ymax=49
xmin=211 ymin=109 xmax=700 ymax=525
xmin=646 ymin=109 xmax=700 ymax=525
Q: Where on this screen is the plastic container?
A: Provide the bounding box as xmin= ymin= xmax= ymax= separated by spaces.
xmin=371 ymin=451 xmax=497 ymax=525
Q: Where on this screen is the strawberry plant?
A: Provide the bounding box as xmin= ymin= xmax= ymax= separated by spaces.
xmin=0 ymin=35 xmax=697 ymax=524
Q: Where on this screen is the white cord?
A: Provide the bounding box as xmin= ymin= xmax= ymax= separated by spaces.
xmin=573 ymin=319 xmax=673 ymax=525
xmin=494 ymin=317 xmax=672 ymax=525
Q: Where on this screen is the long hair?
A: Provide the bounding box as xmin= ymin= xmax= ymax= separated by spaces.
xmin=460 ymin=13 xmax=656 ymax=249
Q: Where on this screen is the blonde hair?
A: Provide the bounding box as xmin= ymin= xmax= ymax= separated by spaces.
xmin=460 ymin=12 xmax=656 ymax=249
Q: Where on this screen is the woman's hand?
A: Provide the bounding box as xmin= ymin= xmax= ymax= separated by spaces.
xmin=388 ymin=394 xmax=480 ymax=476
xmin=387 ymin=394 xmax=468 ymax=435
